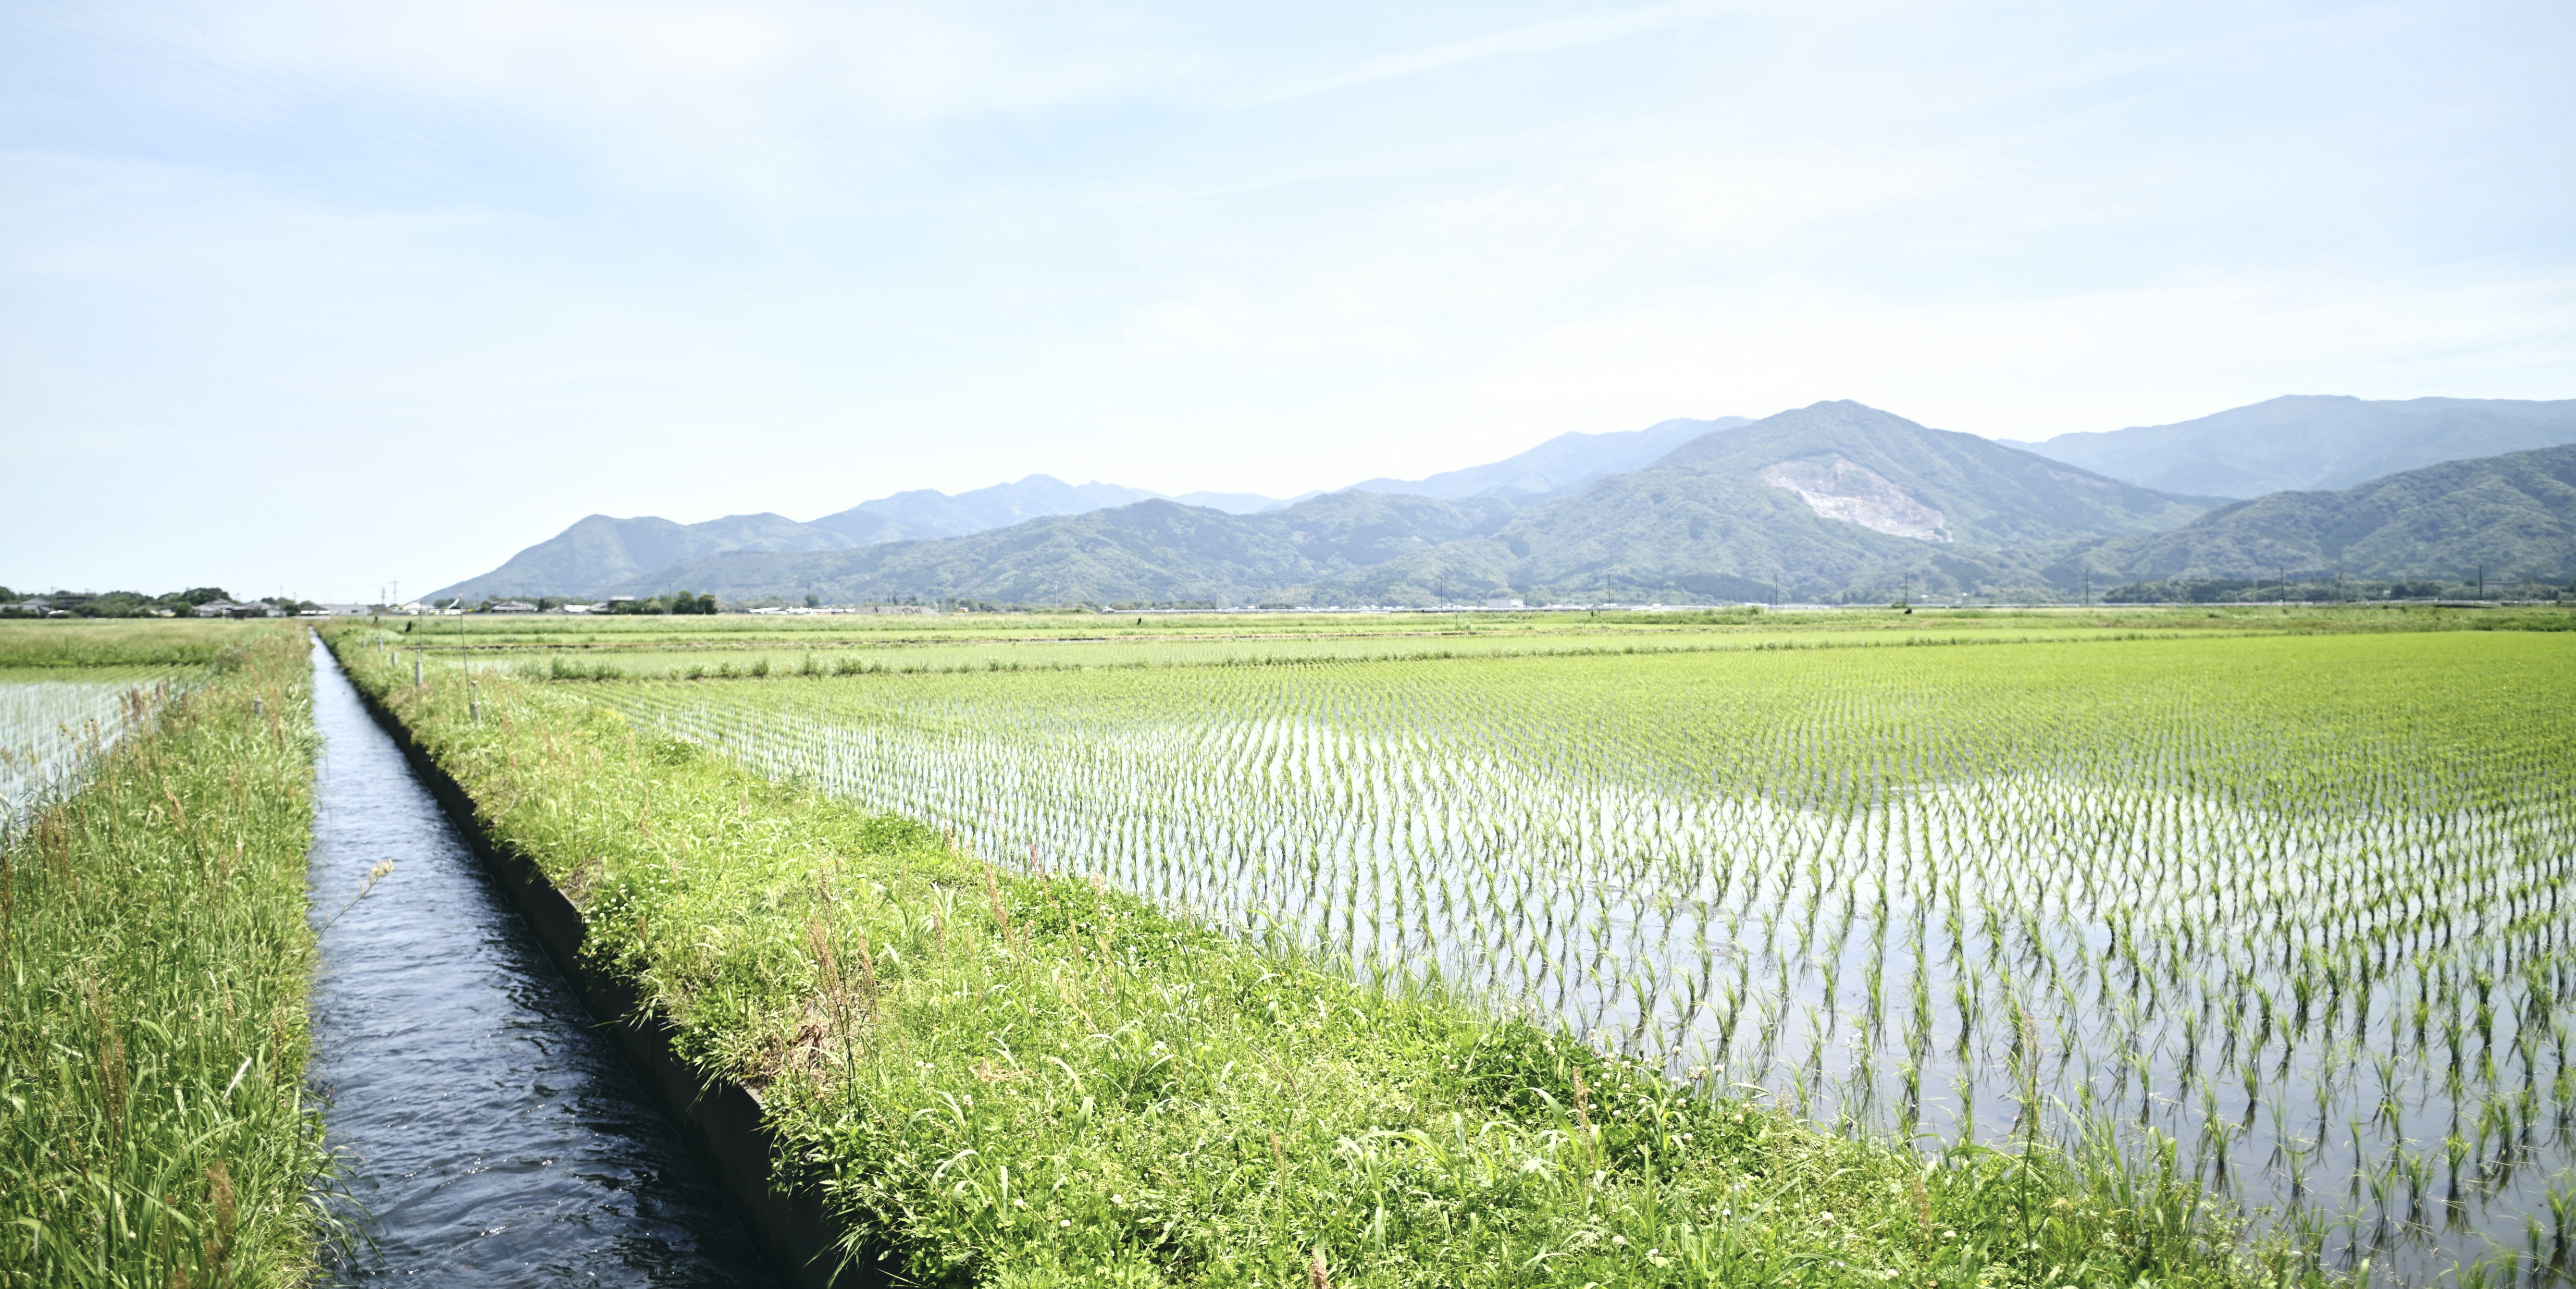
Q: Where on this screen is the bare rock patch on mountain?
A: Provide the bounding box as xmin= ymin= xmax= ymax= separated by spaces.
xmin=1757 ymin=458 xmax=1952 ymax=542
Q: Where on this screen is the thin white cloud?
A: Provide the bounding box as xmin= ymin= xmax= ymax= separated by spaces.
xmin=1263 ymin=2 xmax=1727 ymax=101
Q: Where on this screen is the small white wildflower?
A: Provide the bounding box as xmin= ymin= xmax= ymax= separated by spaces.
xmin=1612 ymin=1235 xmax=1628 ymax=1246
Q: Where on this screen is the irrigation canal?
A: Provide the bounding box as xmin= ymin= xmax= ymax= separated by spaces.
xmin=304 ymin=642 xmax=772 ymax=1284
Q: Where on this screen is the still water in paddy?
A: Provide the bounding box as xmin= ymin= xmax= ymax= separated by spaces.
xmin=608 ymin=639 xmax=2576 ymax=1284
xmin=304 ymin=645 xmax=770 ymax=1286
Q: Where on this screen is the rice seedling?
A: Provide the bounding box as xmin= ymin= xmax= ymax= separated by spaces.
xmin=577 ymin=628 xmax=2576 ymax=1279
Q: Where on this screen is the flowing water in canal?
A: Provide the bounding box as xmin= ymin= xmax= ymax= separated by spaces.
xmin=304 ymin=643 xmax=772 ymax=1284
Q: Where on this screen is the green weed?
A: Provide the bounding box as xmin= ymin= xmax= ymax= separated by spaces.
xmin=1 ymin=626 xmax=331 ymax=1287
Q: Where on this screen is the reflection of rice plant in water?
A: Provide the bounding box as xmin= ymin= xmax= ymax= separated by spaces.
xmin=0 ymin=677 xmax=174 ymax=838
xmin=599 ymin=631 xmax=2576 ymax=1280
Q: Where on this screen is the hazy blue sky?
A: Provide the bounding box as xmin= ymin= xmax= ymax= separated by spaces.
xmin=5 ymin=0 xmax=2571 ymax=599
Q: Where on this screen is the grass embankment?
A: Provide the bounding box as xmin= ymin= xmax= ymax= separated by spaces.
xmin=327 ymin=626 xmax=2317 ymax=1288
xmin=1 ymin=627 xmax=328 ymax=1287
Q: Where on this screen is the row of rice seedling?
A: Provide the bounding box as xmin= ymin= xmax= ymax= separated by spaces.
xmin=442 ymin=622 xmax=2233 ymax=683
xmin=325 ymin=623 xmax=2316 ymax=1287
xmin=0 ymin=669 xmax=192 ymax=841
xmin=591 ymin=630 xmax=2576 ymax=1280
xmin=1 ymin=625 xmax=330 ymax=1287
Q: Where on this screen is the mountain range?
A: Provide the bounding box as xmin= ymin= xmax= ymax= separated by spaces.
xmin=543 ymin=401 xmax=2213 ymax=606
xmin=432 ymin=418 xmax=1760 ymax=600
xmin=2013 ymin=395 xmax=2576 ymax=498
xmin=807 ymin=476 xmax=1289 ymax=547
xmin=1342 ymin=416 xmax=1750 ymax=500
xmin=2087 ymin=443 xmax=2576 ymax=583
xmin=434 ymin=395 xmax=2576 ymax=606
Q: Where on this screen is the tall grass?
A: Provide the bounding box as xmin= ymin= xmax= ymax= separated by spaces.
xmin=326 ymin=624 xmax=2316 ymax=1287
xmin=0 ymin=627 xmax=328 ymax=1287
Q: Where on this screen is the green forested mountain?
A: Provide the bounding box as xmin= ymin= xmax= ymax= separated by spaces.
xmin=2087 ymin=444 xmax=2576 ymax=582
xmin=1323 ymin=401 xmax=2200 ymax=603
xmin=435 ymin=512 xmax=854 ymax=601
xmin=620 ymin=402 xmax=2205 ymax=604
xmin=435 ymin=394 xmax=2576 ymax=606
xmin=627 ymin=491 xmax=1517 ymax=606
xmin=434 ymin=420 xmax=1761 ymax=600
xmin=448 ymin=399 xmax=2575 ymax=608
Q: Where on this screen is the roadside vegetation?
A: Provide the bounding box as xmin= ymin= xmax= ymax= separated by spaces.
xmin=1 ymin=625 xmax=328 ymax=1287
xmin=326 ymin=620 xmax=2347 ymax=1287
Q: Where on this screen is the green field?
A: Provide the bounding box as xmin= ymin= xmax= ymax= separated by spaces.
xmin=373 ymin=601 xmax=2569 ymax=683
xmin=327 ymin=604 xmax=2576 ymax=1282
xmin=459 ymin=623 xmax=2254 ymax=680
xmin=0 ymin=618 xmax=275 ymax=670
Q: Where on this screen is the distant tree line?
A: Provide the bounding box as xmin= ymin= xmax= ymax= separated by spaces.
xmin=0 ymin=586 xmax=317 ymax=618
xmin=604 ymin=591 xmax=719 ymax=615
xmin=2101 ymin=573 xmax=2575 ymax=604
xmin=441 ymin=591 xmax=722 ymax=614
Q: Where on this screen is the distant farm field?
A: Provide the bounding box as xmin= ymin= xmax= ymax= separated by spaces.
xmin=385 ymin=601 xmax=2566 ymax=681
xmin=0 ymin=618 xmax=227 ymax=833
xmin=0 ymin=668 xmax=194 ymax=836
xmin=0 ymin=618 xmax=267 ymax=669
